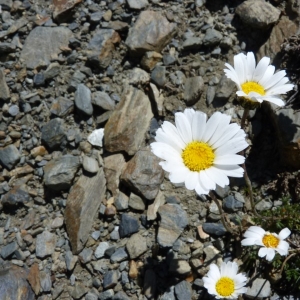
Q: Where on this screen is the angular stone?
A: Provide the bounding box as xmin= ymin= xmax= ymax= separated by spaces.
xmin=27 ymin=264 xmax=40 ymax=295
xmin=104 ymin=154 xmax=126 ymax=197
xmin=245 ymin=278 xmax=271 ymax=298
xmin=213 ymin=75 xmax=236 ymax=106
xmin=92 ymin=91 xmax=115 ymax=111
xmin=1 ymin=185 xmax=30 ymax=207
xmin=0 ymin=68 xmax=10 ymax=101
xmin=20 ymin=26 xmax=73 ymax=69
xmin=202 ymin=223 xmax=227 ymax=236
xmin=141 ymin=51 xmax=162 ymax=71
xmin=50 ymin=97 xmax=74 ymax=118
xmin=183 ymin=76 xmax=204 ymax=106
xmin=114 ymin=191 xmax=129 ymax=211
xmin=157 ymin=204 xmax=188 ymax=247
xmin=41 ymin=118 xmax=66 ymax=150
xmin=174 ymin=280 xmax=192 ymax=300
xmin=128 ymin=68 xmax=150 ymax=85
xmin=202 ymin=29 xmax=223 ymax=47
xmin=121 ymin=147 xmax=164 ymax=200
xmin=44 ymin=155 xmax=81 ymax=191
xmin=257 ymin=16 xmax=298 ymax=62
xmin=95 ymin=242 xmax=110 ymax=259
xmin=65 ymin=250 xmax=78 ymax=271
xmin=110 ymin=247 xmax=128 ymax=263
xmin=36 ymin=231 xmax=56 ymax=258
xmin=236 ymin=0 xmax=280 ymax=29
xmin=53 ymin=0 xmax=82 ymax=21
xmin=44 ymin=62 xmax=61 ymax=81
xmin=103 ymin=270 xmax=119 ymax=289
xmin=169 ymin=260 xmax=191 ymax=276
xmin=1 ymin=241 xmax=18 ymax=259
xmin=0 ymin=144 xmax=20 ymax=170
xmin=127 ymin=0 xmax=149 ymax=10
xmin=147 ymin=190 xmax=166 ymax=221
xmin=129 ymin=193 xmax=145 ymax=211
xmin=149 ymin=83 xmax=165 ymax=116
xmin=125 ymin=11 xmax=176 ymax=56
xmin=105 ymin=86 xmax=153 ymax=155
xmin=86 ymin=29 xmax=121 ymax=69
xmin=74 ymin=84 xmax=93 ymax=116
xmin=39 ymin=271 xmax=51 ymax=292
xmin=223 ymin=195 xmax=243 ymax=212
xmin=65 ymin=169 xmax=106 ymax=253
xmin=69 ymin=282 xmax=87 ymax=299
xmin=182 ymin=37 xmax=202 ymax=51
xmin=126 ymin=233 xmax=147 ymax=259
xmin=119 ymin=213 xmax=140 ymax=238
xmin=151 ymin=65 xmax=166 ymax=88
xmin=0 ymin=264 xmax=34 ymax=300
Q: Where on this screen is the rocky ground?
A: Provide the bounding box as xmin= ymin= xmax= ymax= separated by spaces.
xmin=1 ymin=0 xmax=300 ymax=299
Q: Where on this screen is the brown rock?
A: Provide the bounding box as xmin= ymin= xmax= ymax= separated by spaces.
xmin=141 ymin=51 xmax=163 ymax=71
xmin=30 ymin=146 xmax=47 ymax=158
xmin=236 ymin=0 xmax=280 ymax=29
xmin=147 ymin=190 xmax=165 ymax=221
xmin=53 ymin=0 xmax=82 ymax=22
xmin=257 ymin=16 xmax=298 ymax=62
xmin=27 ymin=263 xmax=40 ymax=295
xmin=9 ymin=165 xmax=34 ymax=178
xmin=129 ymin=260 xmax=138 ymax=279
xmin=105 ymin=204 xmax=117 ymax=217
xmin=104 ymin=86 xmax=153 ymax=155
xmin=0 ymin=264 xmax=34 ymax=300
xmin=65 ymin=169 xmax=106 ymax=254
xmin=104 ymin=154 xmax=126 ymax=196
xmin=121 ymin=147 xmax=164 ymax=200
xmin=125 ymin=10 xmax=176 ymax=56
xmin=197 ymin=225 xmax=210 ymax=240
xmin=0 ymin=68 xmax=10 ymax=101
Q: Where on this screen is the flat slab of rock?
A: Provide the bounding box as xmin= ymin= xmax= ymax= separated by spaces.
xmin=121 ymin=147 xmax=164 ymax=200
xmin=184 ymin=76 xmax=204 ymax=106
xmin=104 ymin=154 xmax=126 ymax=197
xmin=44 ymin=155 xmax=81 ymax=191
xmin=0 ymin=68 xmax=10 ymax=101
xmin=65 ymin=169 xmax=106 ymax=254
xmin=36 ymin=231 xmax=56 ymax=258
xmin=0 ymin=144 xmax=20 ymax=170
xmin=257 ymin=16 xmax=298 ymax=62
xmin=20 ymin=26 xmax=73 ymax=69
xmin=236 ymin=0 xmax=280 ymax=29
xmin=0 ymin=264 xmax=35 ymax=300
xmin=245 ymin=278 xmax=271 ymax=298
xmin=74 ymin=84 xmax=93 ymax=116
xmin=41 ymin=118 xmax=66 ymax=150
xmin=53 ymin=0 xmax=82 ymax=21
xmin=157 ymin=204 xmax=188 ymax=247
xmin=125 ymin=10 xmax=176 ymax=56
xmin=86 ymin=29 xmax=121 ymax=69
xmin=104 ymin=86 xmax=153 ymax=155
xmin=126 ymin=233 xmax=147 ymax=259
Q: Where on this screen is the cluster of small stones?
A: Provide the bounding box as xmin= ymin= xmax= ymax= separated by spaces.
xmin=0 ymin=0 xmax=299 ymax=299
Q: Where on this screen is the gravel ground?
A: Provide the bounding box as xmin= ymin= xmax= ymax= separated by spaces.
xmin=0 ymin=0 xmax=300 ymax=299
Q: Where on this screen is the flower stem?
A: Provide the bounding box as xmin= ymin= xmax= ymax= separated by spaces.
xmin=209 ymin=190 xmax=234 ymax=234
xmin=240 ymin=109 xmax=258 ymax=216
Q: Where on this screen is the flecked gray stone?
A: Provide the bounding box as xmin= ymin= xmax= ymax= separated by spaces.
xmin=245 ymin=278 xmax=271 ymax=298
xmin=223 ymin=195 xmax=244 ymax=212
xmin=103 ymin=270 xmax=119 ymax=289
xmin=50 ymin=97 xmax=74 ymax=117
xmin=161 ymin=286 xmax=176 ymax=300
xmin=129 ymin=193 xmax=145 ymax=211
xmin=202 ymin=223 xmax=227 ymax=236
xmin=112 ymin=291 xmax=130 ymax=300
xmin=41 ymin=118 xmax=66 ymax=150
xmin=157 ymin=204 xmax=188 ymax=247
xmin=213 ymin=75 xmax=236 ymax=106
xmin=0 ymin=144 xmax=20 ymax=170
xmin=184 ymin=76 xmax=204 ymax=106
xmin=114 ymin=191 xmax=129 ymax=211
xmin=174 ymin=280 xmax=192 ymax=300
xmin=1 ymin=186 xmax=30 ymax=207
xmin=44 ymin=155 xmax=81 ymax=191
xmin=119 ymin=214 xmax=140 ymax=238
xmin=126 ymin=233 xmax=147 ymax=259
xmin=203 ymin=28 xmax=223 ymax=47
xmin=36 ymin=231 xmax=56 ymax=258
xmin=151 ymin=65 xmax=166 ymax=88
xmin=127 ymin=0 xmax=149 ymax=10
xmin=99 ymin=289 xmax=114 ymax=300
xmin=95 ymin=242 xmax=110 ymax=259
xmin=0 ymin=68 xmax=10 ymax=101
xmin=40 ymin=271 xmax=51 ymax=292
xmin=78 ymin=248 xmax=93 ymax=264
xmin=0 ymin=241 xmax=18 ymax=259
xmin=75 ymin=84 xmax=93 ymax=116
xmin=110 ymin=247 xmax=128 ymax=263
xmin=92 ymin=91 xmax=115 ymax=111
xmin=83 ymin=156 xmax=99 ymax=174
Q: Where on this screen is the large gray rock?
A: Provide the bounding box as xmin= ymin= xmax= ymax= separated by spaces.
xmin=236 ymin=0 xmax=280 ymax=29
xmin=65 ymin=169 xmax=106 ymax=253
xmin=86 ymin=29 xmax=120 ymax=69
xmin=74 ymin=84 xmax=93 ymax=116
xmin=44 ymin=155 xmax=81 ymax=191
xmin=104 ymin=86 xmax=153 ymax=155
xmin=41 ymin=118 xmax=66 ymax=150
xmin=157 ymin=204 xmax=188 ymax=247
xmin=0 ymin=264 xmax=34 ymax=300
xmin=0 ymin=144 xmax=20 ymax=170
xmin=20 ymin=26 xmax=73 ymax=69
xmin=121 ymin=147 xmax=164 ymax=200
xmin=126 ymin=233 xmax=147 ymax=259
xmin=125 ymin=10 xmax=176 ymax=56
xmin=0 ymin=68 xmax=10 ymax=102
xmin=245 ymin=278 xmax=271 ymax=298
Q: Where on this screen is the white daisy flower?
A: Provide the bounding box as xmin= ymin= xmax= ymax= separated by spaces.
xmin=241 ymin=226 xmax=291 ymax=261
xmin=224 ymin=52 xmax=294 ymax=107
xmin=150 ymin=108 xmax=248 ymax=195
xmin=203 ymin=261 xmax=248 ymax=299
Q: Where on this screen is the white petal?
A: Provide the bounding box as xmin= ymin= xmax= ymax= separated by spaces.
xmin=183 ymin=108 xmax=195 ymax=126
xmin=169 ymin=167 xmax=190 ymax=183
xmin=214 ymin=139 xmax=248 ymax=156
xmin=211 ymin=124 xmax=242 ymax=149
xmin=155 ymin=129 xmax=182 ymax=153
xmin=246 ymin=52 xmax=256 ymax=81
xmin=214 ymin=165 xmax=244 ymax=177
xmin=184 ymin=171 xmax=198 ymax=190
xmin=278 ymin=228 xmax=291 ymax=240
xmin=258 ymin=65 xmax=275 ymax=86
xmin=160 ymin=121 xmax=186 ymax=149
xmin=191 ymin=111 xmax=207 ymax=141
xmin=175 ymin=112 xmax=193 ymax=144
xmin=234 ymin=53 xmax=246 ymax=83
xmin=205 ymin=167 xmax=229 ymax=188
xmin=151 ymin=142 xmax=181 ymax=161
xmin=214 ymin=154 xmax=245 ymax=165
xmin=260 ymin=96 xmax=285 ymax=107
xmin=195 ymin=182 xmax=207 ymax=195
xmin=202 ymin=112 xmax=222 ymax=143
xmin=244 ymin=226 xmax=265 ymax=237
xmin=266 ymin=249 xmax=276 ymax=261
xmin=253 ymin=56 xmax=270 ymax=82
xmin=276 ymin=241 xmax=289 ymax=256
xmin=224 ymin=67 xmax=241 ymax=88
xmin=263 ymin=70 xmax=286 ymax=90
xmin=199 ymin=171 xmax=215 ymax=191
xmin=203 ymin=170 xmax=217 ymax=190
xmin=258 ymin=247 xmax=269 ymax=258
xmin=208 ymin=264 xmax=221 ymax=280
xmin=208 ymin=113 xmax=231 ymax=145
xmin=236 ymin=90 xmax=248 ymax=97
xmin=266 ymin=84 xmax=294 ymax=95
xmin=241 ymin=238 xmax=256 ymax=246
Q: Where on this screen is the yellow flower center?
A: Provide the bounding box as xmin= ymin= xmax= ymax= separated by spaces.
xmin=241 ymin=81 xmax=265 ymax=95
xmin=181 ymin=141 xmax=215 ymax=172
xmin=216 ymin=277 xmax=235 ymax=297
xmin=262 ymin=234 xmax=279 ymax=248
